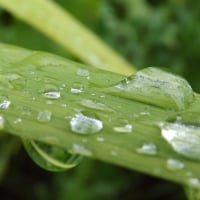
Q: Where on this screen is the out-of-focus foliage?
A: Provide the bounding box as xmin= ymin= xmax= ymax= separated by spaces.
xmin=0 ymin=0 xmax=199 ymax=199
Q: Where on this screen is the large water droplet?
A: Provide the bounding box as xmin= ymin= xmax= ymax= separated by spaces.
xmin=37 ymin=111 xmax=52 ymax=122
xmin=166 ymin=158 xmax=185 ymax=171
xmin=70 ymin=112 xmax=103 ymax=135
xmin=43 ymin=91 xmax=60 ymax=99
xmin=105 ymin=67 xmax=193 ymax=110
xmin=0 ymin=115 xmax=5 ymax=130
xmin=23 ymin=139 xmax=82 ymax=172
xmin=159 ymin=121 xmax=200 ymax=161
xmin=136 ymin=143 xmax=157 ymax=155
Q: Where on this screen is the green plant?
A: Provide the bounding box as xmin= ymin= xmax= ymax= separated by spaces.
xmin=0 ymin=0 xmax=200 ymax=200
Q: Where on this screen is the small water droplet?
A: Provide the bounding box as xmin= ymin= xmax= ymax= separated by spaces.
xmin=80 ymin=99 xmax=113 ymax=112
xmin=0 ymin=115 xmax=5 ymax=130
xmin=0 ymin=99 xmax=11 ymax=109
xmin=71 ymin=143 xmax=92 ymax=156
xmin=166 ymin=158 xmax=185 ymax=171
xmin=37 ymin=111 xmax=52 ymax=122
xmin=44 ymin=91 xmax=60 ymax=99
xmin=77 ymin=68 xmax=90 ymax=77
xmin=70 ymin=83 xmax=83 ymax=94
xmin=23 ymin=139 xmax=82 ymax=172
xmin=96 ymin=136 xmax=105 ymax=142
xmin=136 ymin=143 xmax=157 ymax=155
xmin=70 ymin=112 xmax=103 ymax=135
xmin=187 ymin=177 xmax=200 ymax=188
xmin=139 ymin=111 xmax=150 ymax=116
xmin=14 ymin=118 xmax=22 ymax=124
xmin=113 ymin=124 xmax=132 ymax=133
xmin=159 ymin=121 xmax=200 ymax=161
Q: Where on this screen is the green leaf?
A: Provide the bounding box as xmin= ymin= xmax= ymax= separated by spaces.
xmin=1 ymin=43 xmax=200 ymax=188
xmin=0 ymin=0 xmax=135 ymax=75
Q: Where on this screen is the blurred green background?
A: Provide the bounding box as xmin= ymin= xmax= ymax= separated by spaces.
xmin=0 ymin=0 xmax=199 ymax=199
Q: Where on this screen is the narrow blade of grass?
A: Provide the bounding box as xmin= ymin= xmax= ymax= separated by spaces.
xmin=0 ymin=0 xmax=135 ymax=75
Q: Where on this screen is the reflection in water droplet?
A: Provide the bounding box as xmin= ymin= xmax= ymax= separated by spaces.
xmin=80 ymin=99 xmax=113 ymax=112
xmin=71 ymin=143 xmax=92 ymax=156
xmin=77 ymin=68 xmax=90 ymax=77
xmin=137 ymin=143 xmax=157 ymax=155
xmin=187 ymin=177 xmax=200 ymax=188
xmin=166 ymin=158 xmax=184 ymax=171
xmin=159 ymin=121 xmax=200 ymax=161
xmin=44 ymin=91 xmax=60 ymax=99
xmin=23 ymin=139 xmax=82 ymax=172
xmin=113 ymin=124 xmax=132 ymax=133
xmin=70 ymin=113 xmax=103 ymax=135
xmin=0 ymin=100 xmax=11 ymax=109
xmin=37 ymin=111 xmax=52 ymax=122
xmin=0 ymin=115 xmax=5 ymax=130
xmin=105 ymin=67 xmax=193 ymax=110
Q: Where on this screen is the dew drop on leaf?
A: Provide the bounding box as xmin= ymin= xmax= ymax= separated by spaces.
xmin=113 ymin=124 xmax=132 ymax=133
xmin=37 ymin=111 xmax=52 ymax=122
xmin=43 ymin=91 xmax=60 ymax=99
xmin=23 ymin=139 xmax=82 ymax=172
xmin=136 ymin=143 xmax=157 ymax=155
xmin=70 ymin=83 xmax=83 ymax=94
xmin=70 ymin=112 xmax=103 ymax=135
xmin=71 ymin=143 xmax=93 ymax=156
xmin=105 ymin=67 xmax=193 ymax=110
xmin=13 ymin=118 xmax=22 ymax=124
xmin=159 ymin=121 xmax=200 ymax=161
xmin=166 ymin=158 xmax=185 ymax=171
